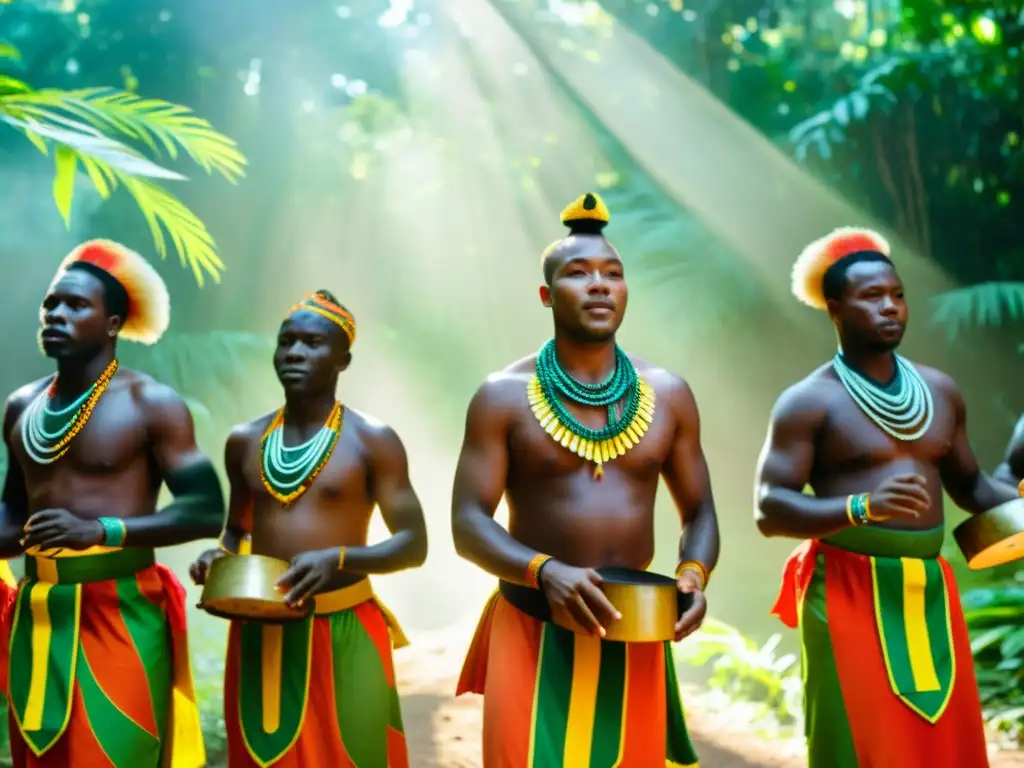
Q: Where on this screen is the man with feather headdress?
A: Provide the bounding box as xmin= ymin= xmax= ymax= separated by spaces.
xmin=0 ymin=240 xmax=223 ymax=767
xmin=753 ymin=228 xmax=1015 ymax=766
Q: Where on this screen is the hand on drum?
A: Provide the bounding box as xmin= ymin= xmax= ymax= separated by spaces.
xmin=540 ymin=560 xmax=621 ymax=638
xmin=189 ymin=548 xmax=225 ymax=586
xmin=275 ymin=549 xmax=338 ymax=608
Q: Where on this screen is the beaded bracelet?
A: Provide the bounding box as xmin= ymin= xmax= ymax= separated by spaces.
xmin=526 ymin=554 xmax=553 ymax=589
xmin=97 ymin=517 xmax=127 ymax=548
xmin=337 ymin=546 xmax=347 ymax=571
xmin=675 ymin=560 xmax=709 ymax=591
xmin=846 ymin=494 xmax=871 ymax=526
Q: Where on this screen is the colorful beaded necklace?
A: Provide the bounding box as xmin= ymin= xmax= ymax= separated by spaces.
xmin=21 ymin=359 xmax=119 ymax=465
xmin=528 ymin=339 xmax=655 ymax=479
xmin=259 ymin=401 xmax=343 ymax=506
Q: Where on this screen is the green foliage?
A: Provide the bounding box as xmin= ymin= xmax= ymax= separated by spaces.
xmin=930 ymin=283 xmax=1024 ymax=341
xmin=962 ymin=583 xmax=1024 ymax=744
xmin=0 ymin=43 xmax=247 ymax=285
xmin=675 ymin=618 xmax=803 ymax=727
xmin=119 ymin=331 xmax=274 ymax=428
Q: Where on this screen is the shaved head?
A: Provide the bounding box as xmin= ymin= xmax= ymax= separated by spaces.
xmin=542 ymin=234 xmax=620 ymax=284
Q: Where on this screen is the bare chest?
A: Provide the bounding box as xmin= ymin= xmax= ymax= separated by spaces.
xmin=12 ymin=390 xmax=148 ymax=484
xmin=817 ymin=391 xmax=955 ymax=473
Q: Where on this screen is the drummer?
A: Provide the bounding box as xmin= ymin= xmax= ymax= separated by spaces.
xmin=755 ymin=227 xmax=1016 ymax=766
xmin=190 ymin=290 xmax=427 ymax=768
xmin=451 ymin=193 xmax=718 ymax=766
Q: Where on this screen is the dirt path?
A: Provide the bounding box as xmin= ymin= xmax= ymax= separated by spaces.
xmin=397 ymin=624 xmax=1024 ymax=767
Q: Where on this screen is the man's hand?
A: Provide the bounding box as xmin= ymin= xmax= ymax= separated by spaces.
xmin=189 ymin=548 xmax=225 ymax=586
xmin=275 ymin=549 xmax=338 ymax=609
xmin=674 ymin=568 xmax=707 ymax=641
xmin=21 ymin=509 xmax=104 ymax=552
xmin=540 ymin=560 xmax=622 ymax=638
xmin=868 ymin=474 xmax=931 ymax=522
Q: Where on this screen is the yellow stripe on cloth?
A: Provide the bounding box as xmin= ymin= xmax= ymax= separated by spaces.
xmin=0 ymin=560 xmax=15 ymax=587
xmin=313 ymin=579 xmax=410 ymax=649
xmin=563 ymin=634 xmax=601 ymax=766
xmin=901 ymin=557 xmax=941 ymax=693
xmin=24 ymin=583 xmax=54 ymax=731
xmin=261 ymin=625 xmax=284 ymax=735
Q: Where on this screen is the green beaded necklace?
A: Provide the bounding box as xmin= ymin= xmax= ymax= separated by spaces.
xmin=528 ymin=339 xmax=655 ymax=479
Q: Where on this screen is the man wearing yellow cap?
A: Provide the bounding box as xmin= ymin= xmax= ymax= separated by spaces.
xmin=0 ymin=240 xmax=223 ymax=766
xmin=451 ymin=193 xmax=718 ymax=767
xmin=755 ymin=228 xmax=1015 ymax=766
xmin=190 ymin=289 xmax=427 ymax=768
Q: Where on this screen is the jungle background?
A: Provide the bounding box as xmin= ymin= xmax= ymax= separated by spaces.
xmin=2 ymin=0 xmax=1024 ymax=764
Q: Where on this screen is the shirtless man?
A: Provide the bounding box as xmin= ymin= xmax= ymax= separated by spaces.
xmin=755 ymin=228 xmax=1017 ymax=767
xmin=993 ymin=414 xmax=1024 ymax=486
xmin=0 ymin=240 xmax=221 ymax=767
xmin=190 ymin=289 xmax=427 ymax=768
xmin=452 ymin=193 xmax=718 ymax=767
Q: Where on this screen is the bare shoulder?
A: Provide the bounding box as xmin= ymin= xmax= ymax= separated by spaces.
xmin=126 ymin=370 xmax=189 ymax=418
xmin=2 ymin=377 xmax=49 ymax=439
xmin=4 ymin=377 xmax=50 ymax=415
xmin=227 ymin=413 xmax=274 ymax=450
xmin=472 ymin=357 xmax=535 ymax=412
xmin=632 ymin=359 xmax=693 ymax=403
xmin=910 ymin=360 xmax=960 ymax=399
xmin=770 ymin=365 xmax=836 ymax=428
xmin=343 ymin=407 xmax=404 ymax=452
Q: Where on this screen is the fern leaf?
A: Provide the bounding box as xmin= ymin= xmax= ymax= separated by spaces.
xmin=52 ymin=146 xmax=77 ymax=227
xmin=114 ymin=173 xmax=225 ymax=286
xmin=16 ymin=88 xmax=247 ymax=182
xmin=1 ymin=112 xmax=186 ymax=180
xmin=930 ymin=282 xmax=1024 ymax=341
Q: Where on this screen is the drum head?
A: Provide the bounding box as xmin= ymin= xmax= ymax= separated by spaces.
xmin=965 ymin=530 xmax=1024 ymax=570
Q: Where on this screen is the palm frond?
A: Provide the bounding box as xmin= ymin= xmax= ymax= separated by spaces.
xmin=930 ymin=282 xmax=1024 ymax=341
xmin=8 ymin=88 xmax=247 ymax=182
xmin=1 ymin=82 xmax=246 ymax=286
xmin=120 ymin=331 xmax=275 ymax=422
xmin=0 ymin=112 xmax=226 ymax=284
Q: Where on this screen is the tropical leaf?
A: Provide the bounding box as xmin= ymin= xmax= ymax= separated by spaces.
xmin=119 ymin=331 xmax=275 ymax=422
xmin=9 ymin=88 xmax=246 ymax=182
xmin=929 ymin=282 xmax=1024 ymax=341
xmin=0 ymin=78 xmax=246 ymax=285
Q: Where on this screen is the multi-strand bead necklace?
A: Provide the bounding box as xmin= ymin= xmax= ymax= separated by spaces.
xmin=259 ymin=401 xmax=344 ymax=506
xmin=21 ymin=359 xmax=119 ymax=464
xmin=528 ymin=339 xmax=655 ymax=479
xmin=832 ymin=353 xmax=933 ymax=441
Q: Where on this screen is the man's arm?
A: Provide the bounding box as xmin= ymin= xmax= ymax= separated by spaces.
xmin=119 ymin=381 xmax=226 ymax=547
xmin=993 ymin=415 xmax=1024 ymax=486
xmin=451 ymin=378 xmax=546 ymax=585
xmin=660 ymin=376 xmax=719 ymax=573
xmin=755 ymin=386 xmax=855 ymax=539
xmin=217 ymin=425 xmax=254 ymax=554
xmin=332 ymin=425 xmax=428 ymax=574
xmin=939 ymin=381 xmax=1019 ymax=512
xmin=0 ymin=394 xmax=31 ymax=559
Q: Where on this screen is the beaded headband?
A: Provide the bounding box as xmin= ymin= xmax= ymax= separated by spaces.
xmin=287 ymin=291 xmax=356 ymax=346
